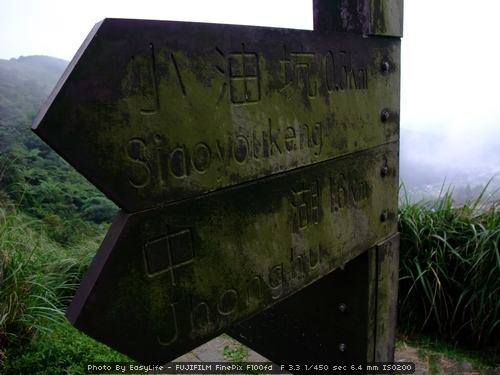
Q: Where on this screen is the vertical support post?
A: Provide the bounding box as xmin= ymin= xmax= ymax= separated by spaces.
xmin=313 ymin=0 xmax=403 ymax=37
xmin=374 ymin=234 xmax=400 ymax=362
xmin=313 ymin=0 xmax=371 ymax=34
xmin=311 ymin=0 xmax=402 ymax=367
xmin=370 ymin=0 xmax=404 ymax=37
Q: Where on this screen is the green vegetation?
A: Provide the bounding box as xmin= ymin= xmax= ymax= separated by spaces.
xmin=219 ymin=336 xmax=265 ymax=375
xmin=0 ymin=202 xmax=123 ymax=374
xmin=0 ymin=56 xmax=67 ymax=128
xmin=0 ymin=55 xmax=118 ymax=242
xmin=0 ymin=55 xmax=121 ymax=372
xmin=221 ymin=338 xmax=249 ymax=363
xmin=398 ymin=182 xmax=500 ymax=352
xmin=3 ymin=321 xmax=129 ymax=375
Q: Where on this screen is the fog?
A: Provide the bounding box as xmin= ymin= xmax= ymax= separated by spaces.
xmin=400 ymin=0 xmax=500 ymax=199
xmin=400 ymin=128 xmax=500 ymax=191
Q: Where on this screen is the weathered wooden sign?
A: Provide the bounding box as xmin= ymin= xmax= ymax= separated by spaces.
xmin=31 ymin=18 xmax=399 ymax=212
xmin=32 ymin=0 xmax=402 ymax=368
xmin=66 ymin=142 xmax=397 ymax=363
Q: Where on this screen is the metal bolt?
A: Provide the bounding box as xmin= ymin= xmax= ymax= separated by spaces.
xmin=339 ymin=263 xmax=346 ymax=271
xmin=381 ymin=210 xmax=388 ymax=222
xmin=382 ymin=61 xmax=390 ymax=73
xmin=381 ymin=109 xmax=390 ymax=122
xmin=381 ymin=165 xmax=388 ymax=177
xmin=339 ymin=303 xmax=347 ymax=313
xmin=339 ymin=343 xmax=347 ymax=352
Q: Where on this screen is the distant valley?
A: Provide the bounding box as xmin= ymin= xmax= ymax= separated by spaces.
xmin=400 ymin=127 xmax=500 ymax=203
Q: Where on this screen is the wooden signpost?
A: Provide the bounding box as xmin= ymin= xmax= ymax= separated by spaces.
xmin=31 ymin=19 xmax=399 ymax=213
xmin=32 ymin=0 xmax=402 ymax=371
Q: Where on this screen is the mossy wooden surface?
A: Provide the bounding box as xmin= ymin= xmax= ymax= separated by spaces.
xmin=313 ymin=0 xmax=403 ymax=37
xmin=229 ymin=235 xmax=400 ymax=364
xmin=373 ymin=233 xmax=399 ymax=362
xmin=229 ymin=249 xmax=373 ymax=363
xmin=67 ymin=142 xmax=398 ymax=363
xmin=370 ymin=0 xmax=404 ymax=37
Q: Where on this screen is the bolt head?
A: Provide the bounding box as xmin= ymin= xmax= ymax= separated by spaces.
xmin=381 ymin=211 xmax=388 ymax=222
xmin=381 ymin=165 xmax=389 ymax=177
xmin=381 ymin=109 xmax=390 ymax=122
xmin=382 ymin=61 xmax=390 ymax=72
xmin=339 ymin=303 xmax=347 ymax=313
xmin=339 ymin=343 xmax=347 ymax=352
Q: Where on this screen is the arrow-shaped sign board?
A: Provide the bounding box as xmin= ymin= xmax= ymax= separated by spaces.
xmin=32 ymin=17 xmax=401 ymax=365
xmin=32 ymin=18 xmax=399 ymax=213
xmin=66 ymin=142 xmax=398 ymax=363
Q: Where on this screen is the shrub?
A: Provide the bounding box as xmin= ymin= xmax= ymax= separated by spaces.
xmin=1 ymin=321 xmax=129 ymax=375
xmin=0 ymin=204 xmax=99 ymax=361
xmin=398 ymin=183 xmax=500 ymax=350
xmin=80 ymin=196 xmax=117 ymax=224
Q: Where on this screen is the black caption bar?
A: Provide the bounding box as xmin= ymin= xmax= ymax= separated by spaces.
xmin=84 ymin=362 xmax=415 ymax=374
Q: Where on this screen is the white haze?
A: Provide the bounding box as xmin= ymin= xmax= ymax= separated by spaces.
xmin=400 ymin=0 xmax=500 ymax=192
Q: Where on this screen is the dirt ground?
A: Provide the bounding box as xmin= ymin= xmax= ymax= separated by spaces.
xmin=394 ymin=342 xmax=500 ymax=375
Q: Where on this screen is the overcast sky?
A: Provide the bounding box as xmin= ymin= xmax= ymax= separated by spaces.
xmin=2 ymin=0 xmax=500 ymax=144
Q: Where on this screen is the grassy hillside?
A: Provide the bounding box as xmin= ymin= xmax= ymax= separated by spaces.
xmin=0 ymin=203 xmax=128 ymax=374
xmin=0 ymin=56 xmax=117 ymax=242
xmin=0 ymin=55 xmax=123 ymax=372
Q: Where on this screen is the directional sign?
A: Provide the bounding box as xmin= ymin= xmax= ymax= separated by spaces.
xmin=66 ymin=142 xmax=398 ymax=364
xmin=32 ymin=18 xmax=400 ymax=212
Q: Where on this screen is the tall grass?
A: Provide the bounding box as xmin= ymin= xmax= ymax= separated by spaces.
xmin=398 ymin=182 xmax=500 ymax=350
xmin=0 ymin=203 xmax=97 ymax=360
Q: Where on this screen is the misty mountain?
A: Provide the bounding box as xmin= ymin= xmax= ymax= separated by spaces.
xmin=0 ymin=55 xmax=68 ymax=127
xmin=0 ymin=56 xmax=118 ymax=230
xmin=0 ymin=55 xmax=69 ymax=161
xmin=400 ymin=127 xmax=500 ymax=199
